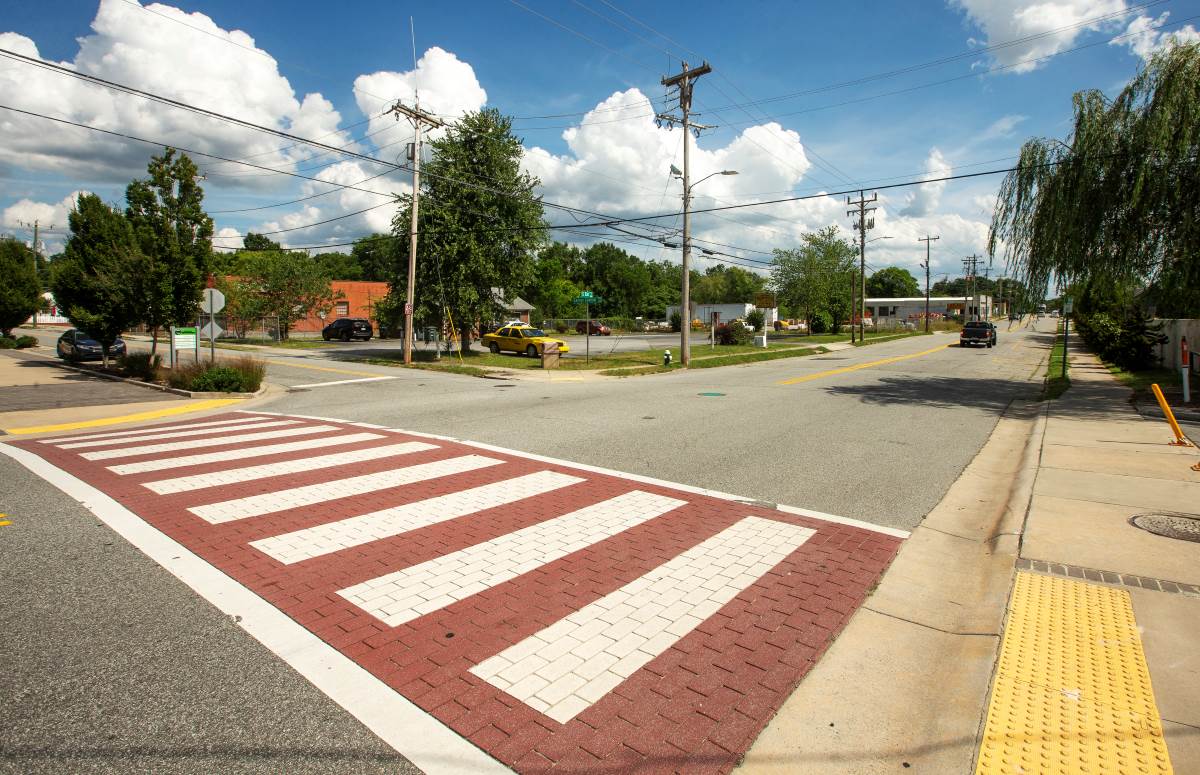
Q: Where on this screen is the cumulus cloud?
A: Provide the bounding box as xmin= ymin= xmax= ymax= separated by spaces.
xmin=900 ymin=149 xmax=951 ymax=217
xmin=0 ymin=0 xmax=349 ymax=183
xmin=951 ymin=0 xmax=1127 ymax=73
xmin=1 ymin=191 xmax=89 ymax=254
xmin=1113 ymin=12 xmax=1200 ymax=61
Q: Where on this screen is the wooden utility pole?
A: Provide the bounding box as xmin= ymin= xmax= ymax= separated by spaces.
xmin=962 ymin=254 xmax=982 ymax=321
xmin=389 ymin=100 xmax=445 ymax=365
xmin=658 ymin=60 xmax=712 ymax=367
xmin=918 ymin=235 xmax=939 ymax=333
xmin=846 ymin=191 xmax=877 ymax=343
xmin=19 ymin=219 xmax=50 ymax=328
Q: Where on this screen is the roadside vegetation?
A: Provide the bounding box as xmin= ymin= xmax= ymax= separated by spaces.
xmin=0 ymin=335 xmax=38 ymax=349
xmin=166 ymin=357 xmax=266 ymax=393
xmin=1043 ymin=323 xmax=1071 ymax=400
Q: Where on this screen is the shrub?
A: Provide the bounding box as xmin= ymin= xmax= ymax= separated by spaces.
xmin=715 ymin=322 xmax=753 ymax=345
xmin=810 ymin=310 xmax=833 ymax=334
xmin=1076 ymin=312 xmax=1154 ymax=371
xmin=120 ymin=352 xmax=162 ymax=382
xmin=165 ymin=356 xmax=265 ymax=392
xmin=188 ymin=366 xmax=246 ymax=392
xmin=669 ymin=311 xmax=682 ymax=333
xmin=746 ymin=309 xmax=766 ymax=332
xmin=15 ymin=335 xmax=37 ymax=349
xmin=0 ymin=337 xmax=16 ymax=349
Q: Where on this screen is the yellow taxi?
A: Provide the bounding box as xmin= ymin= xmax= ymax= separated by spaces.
xmin=481 ymin=324 xmax=571 ymax=357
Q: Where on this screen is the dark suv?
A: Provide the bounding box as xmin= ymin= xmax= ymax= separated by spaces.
xmin=322 ymin=318 xmax=373 ymax=342
xmin=960 ymin=321 xmax=997 ymax=348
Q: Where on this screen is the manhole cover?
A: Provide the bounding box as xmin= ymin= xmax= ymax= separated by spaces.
xmin=1130 ymin=512 xmax=1200 ymax=543
xmin=697 ymin=392 xmax=725 ymax=397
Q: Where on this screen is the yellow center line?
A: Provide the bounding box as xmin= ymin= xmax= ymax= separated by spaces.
xmin=3 ymin=398 xmax=244 ymax=435
xmin=777 ymin=343 xmax=951 ymax=385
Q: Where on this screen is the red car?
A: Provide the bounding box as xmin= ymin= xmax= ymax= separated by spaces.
xmin=576 ymin=320 xmax=611 ymax=335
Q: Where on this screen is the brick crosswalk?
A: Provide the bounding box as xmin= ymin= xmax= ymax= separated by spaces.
xmin=12 ymin=410 xmax=904 ymax=774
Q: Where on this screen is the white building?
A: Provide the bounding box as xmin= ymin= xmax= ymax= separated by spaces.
xmin=864 ymin=295 xmax=995 ymax=322
xmin=665 ymin=302 xmax=778 ymax=327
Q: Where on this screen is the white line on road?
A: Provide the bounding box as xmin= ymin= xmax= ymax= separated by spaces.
xmin=470 ymin=515 xmax=814 ymax=723
xmin=339 ymin=490 xmax=687 ymax=627
xmin=56 ymin=420 xmax=298 ymax=449
xmin=107 ymin=432 xmax=385 ymax=475
xmin=291 ymin=376 xmax=399 ymax=389
xmin=190 ymin=454 xmax=504 ymax=524
xmin=81 ymin=425 xmax=340 ymax=461
xmin=39 ymin=415 xmax=279 ymax=445
xmin=143 ymin=441 xmax=439 ymax=494
xmin=251 ymin=470 xmax=586 ymax=565
xmin=0 ymin=442 xmax=508 ymax=775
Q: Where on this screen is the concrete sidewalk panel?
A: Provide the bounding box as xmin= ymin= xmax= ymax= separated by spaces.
xmin=1130 ymin=588 xmax=1200 ymax=731
xmin=1023 ymin=494 xmax=1200 ymax=586
xmin=1034 ymin=467 xmax=1200 ymax=513
xmin=739 ymin=608 xmax=997 ymax=774
xmin=1041 ymin=442 xmax=1200 ymax=481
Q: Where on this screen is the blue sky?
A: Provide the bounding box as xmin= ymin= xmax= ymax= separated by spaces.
xmin=2 ymin=0 xmax=1198 ymax=280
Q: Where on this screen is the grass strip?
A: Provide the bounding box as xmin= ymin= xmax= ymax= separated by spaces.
xmin=600 ymin=346 xmax=827 ymax=377
xmin=1043 ymin=323 xmax=1070 ymax=400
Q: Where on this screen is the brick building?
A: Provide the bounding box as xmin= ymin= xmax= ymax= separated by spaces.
xmin=290 ymin=280 xmax=390 ymax=335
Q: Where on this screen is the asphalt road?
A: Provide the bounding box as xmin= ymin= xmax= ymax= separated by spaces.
xmin=269 ymin=320 xmax=1052 ymax=531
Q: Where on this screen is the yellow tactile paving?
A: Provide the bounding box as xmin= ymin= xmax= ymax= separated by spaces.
xmin=975 ymin=572 xmax=1173 ymax=775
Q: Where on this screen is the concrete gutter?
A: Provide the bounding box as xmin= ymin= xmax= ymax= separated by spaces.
xmin=739 ymin=397 xmax=1049 ymax=774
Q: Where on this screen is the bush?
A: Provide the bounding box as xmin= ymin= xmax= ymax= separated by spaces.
xmin=715 ymin=322 xmax=753 ymax=345
xmin=810 ymin=310 xmax=833 ymax=334
xmin=746 ymin=309 xmax=766 ymax=332
xmin=1075 ymin=312 xmax=1155 ymax=370
xmin=166 ymin=356 xmax=265 ymax=392
xmin=669 ymin=311 xmax=682 ymax=333
xmin=0 ymin=337 xmax=16 ymax=349
xmin=119 ymin=352 xmax=162 ymax=382
xmin=15 ymin=335 xmax=37 ymax=349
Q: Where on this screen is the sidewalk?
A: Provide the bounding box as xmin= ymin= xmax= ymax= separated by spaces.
xmin=986 ymin=346 xmax=1199 ymax=773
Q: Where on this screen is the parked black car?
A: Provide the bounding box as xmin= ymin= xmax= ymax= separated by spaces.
xmin=960 ymin=321 xmax=998 ymax=348
xmin=56 ymin=329 xmax=127 ymax=361
xmin=322 ymin=317 xmax=373 ymax=342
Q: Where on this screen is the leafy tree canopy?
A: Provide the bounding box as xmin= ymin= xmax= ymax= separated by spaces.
xmin=865 ymin=266 xmax=920 ymax=298
xmin=231 ymin=250 xmax=340 ymax=339
xmin=989 ymin=42 xmax=1200 ymax=317
xmin=771 ymin=226 xmax=856 ymax=330
xmin=0 ymin=237 xmax=41 ymax=336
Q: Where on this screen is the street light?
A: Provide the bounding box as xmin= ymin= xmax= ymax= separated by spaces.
xmin=670 ymin=168 xmax=738 ymax=366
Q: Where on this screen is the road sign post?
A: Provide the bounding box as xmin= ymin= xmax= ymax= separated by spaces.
xmin=1061 ymin=297 xmax=1073 ymax=379
xmin=573 ymin=291 xmax=598 ymax=365
xmin=201 ymin=288 xmax=226 ymax=364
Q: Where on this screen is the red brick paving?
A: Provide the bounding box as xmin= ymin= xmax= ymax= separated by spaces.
xmin=15 ymin=412 xmax=902 ymax=774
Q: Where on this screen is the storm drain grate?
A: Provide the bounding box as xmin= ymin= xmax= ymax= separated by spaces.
xmin=1130 ymin=512 xmax=1200 ymax=543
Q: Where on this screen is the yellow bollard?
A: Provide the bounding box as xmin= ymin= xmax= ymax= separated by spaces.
xmin=1151 ymin=383 xmax=1192 ymax=447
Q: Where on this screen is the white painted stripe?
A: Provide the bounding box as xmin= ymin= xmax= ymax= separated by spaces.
xmin=143 ymin=441 xmax=439 ymax=495
xmin=40 ymin=415 xmax=277 ymax=444
xmin=0 ymin=442 xmax=508 ymax=775
xmin=240 ymin=412 xmax=911 ymax=539
xmin=81 ymin=425 xmax=340 ymax=461
xmin=340 ymin=490 xmax=687 ymax=627
xmin=470 ymin=516 xmax=814 ymax=723
xmin=57 ymin=420 xmax=297 ymax=449
xmin=191 ymin=454 xmax=505 ymax=525
xmin=252 ymin=470 xmax=585 ymax=565
xmin=107 ymin=432 xmax=384 ymax=475
xmin=291 ymin=376 xmax=398 ymax=389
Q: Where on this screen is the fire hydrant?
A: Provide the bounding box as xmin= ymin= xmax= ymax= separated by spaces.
xmin=663 ymin=349 xmax=672 ymax=366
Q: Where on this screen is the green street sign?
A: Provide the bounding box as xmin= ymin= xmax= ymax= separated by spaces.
xmin=573 ymin=291 xmax=601 ymax=304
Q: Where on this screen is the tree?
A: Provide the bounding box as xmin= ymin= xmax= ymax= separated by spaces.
xmin=579 ymin=242 xmax=651 ymax=318
xmin=350 ymin=234 xmax=395 ymax=282
xmin=989 ymin=42 xmax=1200 ymax=317
xmin=314 ymin=251 xmax=362 ymax=280
xmin=125 ymin=149 xmax=214 ymax=354
xmin=0 ymin=237 xmax=41 ymax=336
xmin=52 ymin=195 xmax=142 ymax=366
xmin=234 ymin=250 xmax=341 ymax=339
xmin=771 ymin=226 xmax=856 ymax=332
xmin=242 ymin=232 xmax=280 ymax=251
xmin=389 ymin=109 xmax=546 ymax=350
xmin=865 ymin=267 xmax=921 ymax=298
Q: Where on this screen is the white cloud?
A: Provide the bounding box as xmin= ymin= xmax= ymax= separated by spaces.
xmin=900 ymin=149 xmax=952 ymax=217
xmin=0 ymin=0 xmax=349 ymax=183
xmin=1113 ymin=12 xmax=1200 ymax=61
xmin=979 ymin=114 xmax=1027 ymax=141
xmin=1 ymin=191 xmax=89 ymax=254
xmin=951 ymin=0 xmax=1127 ymax=73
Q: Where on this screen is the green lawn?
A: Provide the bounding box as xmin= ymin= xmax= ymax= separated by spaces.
xmin=1043 ymin=323 xmax=1070 ymax=400
xmin=215 ymin=337 xmax=341 ymax=350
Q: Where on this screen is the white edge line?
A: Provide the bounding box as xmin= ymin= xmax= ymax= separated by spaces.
xmin=0 ymin=441 xmax=511 ymax=775
xmin=236 ymin=410 xmax=911 ymax=539
xmin=291 ymin=376 xmax=398 ymax=389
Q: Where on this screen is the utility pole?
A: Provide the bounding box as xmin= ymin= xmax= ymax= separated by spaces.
xmin=389 ymin=100 xmax=445 ymax=366
xmin=918 ymin=235 xmax=939 ymax=333
xmin=846 ymin=191 xmax=877 ymax=343
xmin=19 ymin=219 xmax=50 ymax=328
xmin=658 ymin=60 xmax=712 ymax=367
xmin=962 ymin=254 xmax=982 ymax=321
